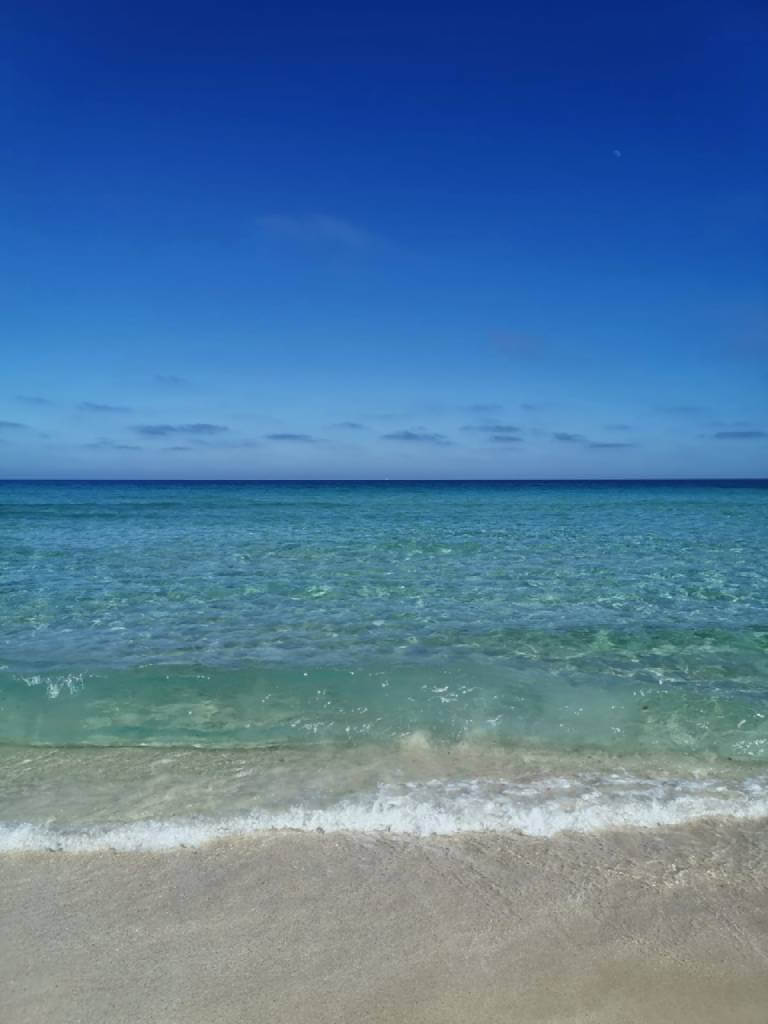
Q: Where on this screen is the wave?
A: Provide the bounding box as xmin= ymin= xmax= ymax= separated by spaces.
xmin=3 ymin=657 xmax=768 ymax=761
xmin=3 ymin=773 xmax=768 ymax=853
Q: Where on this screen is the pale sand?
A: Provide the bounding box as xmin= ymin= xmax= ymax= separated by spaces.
xmin=2 ymin=820 xmax=768 ymax=1023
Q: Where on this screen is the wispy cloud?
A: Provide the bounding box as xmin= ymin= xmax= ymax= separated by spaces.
xmin=192 ymin=438 xmax=260 ymax=449
xmin=604 ymin=424 xmax=632 ymax=431
xmin=712 ymin=430 xmax=767 ymax=440
xmin=78 ymin=401 xmax=132 ymax=413
xmin=490 ymin=434 xmax=523 ymax=443
xmin=521 ymin=403 xmax=544 ymax=412
xmin=462 ymin=423 xmax=520 ymax=435
xmin=464 ymin=403 xmax=504 ymax=414
xmin=708 ymin=420 xmax=755 ymax=430
xmin=367 ymin=403 xmax=503 ymax=421
xmin=16 ymin=395 xmax=52 ymax=406
xmin=553 ymin=430 xmax=635 ymax=449
xmin=332 ymin=421 xmax=365 ymax=430
xmin=265 ymin=433 xmax=316 ymax=442
xmin=162 ymin=446 xmax=192 ymax=452
xmin=134 ymin=423 xmax=229 ymax=437
xmin=154 ymin=375 xmax=187 ymax=386
xmin=381 ymin=429 xmax=451 ymax=446
xmin=588 ymin=442 xmax=637 ymax=449
xmin=256 ymin=214 xmax=381 ymax=251
xmin=82 ymin=438 xmax=142 ymax=451
xmin=0 ymin=420 xmax=27 ymax=430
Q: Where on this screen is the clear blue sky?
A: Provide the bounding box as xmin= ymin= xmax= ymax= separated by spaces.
xmin=2 ymin=0 xmax=765 ymax=478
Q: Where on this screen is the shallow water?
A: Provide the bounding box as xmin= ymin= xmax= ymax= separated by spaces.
xmin=1 ymin=480 xmax=766 ymax=848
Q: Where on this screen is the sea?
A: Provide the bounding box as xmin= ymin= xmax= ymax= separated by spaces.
xmin=1 ymin=479 xmax=767 ymax=851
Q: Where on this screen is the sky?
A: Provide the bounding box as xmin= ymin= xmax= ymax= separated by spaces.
xmin=2 ymin=0 xmax=766 ymax=479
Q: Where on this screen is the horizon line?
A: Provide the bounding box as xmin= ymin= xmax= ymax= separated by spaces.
xmin=1 ymin=478 xmax=766 ymax=485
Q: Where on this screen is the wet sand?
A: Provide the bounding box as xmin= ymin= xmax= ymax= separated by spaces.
xmin=2 ymin=819 xmax=768 ymax=1023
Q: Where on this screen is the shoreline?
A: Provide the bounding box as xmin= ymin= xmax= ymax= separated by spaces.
xmin=4 ymin=740 xmax=768 ymax=852
xmin=3 ymin=818 xmax=768 ymax=1023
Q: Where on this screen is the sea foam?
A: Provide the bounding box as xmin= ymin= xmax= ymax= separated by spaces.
xmin=3 ymin=773 xmax=767 ymax=853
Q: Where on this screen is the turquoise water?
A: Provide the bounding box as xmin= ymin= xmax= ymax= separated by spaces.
xmin=1 ymin=480 xmax=767 ymax=847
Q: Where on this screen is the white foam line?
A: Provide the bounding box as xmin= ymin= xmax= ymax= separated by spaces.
xmin=3 ymin=776 xmax=768 ymax=852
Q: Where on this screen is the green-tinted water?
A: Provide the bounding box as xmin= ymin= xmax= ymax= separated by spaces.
xmin=1 ymin=481 xmax=766 ymax=846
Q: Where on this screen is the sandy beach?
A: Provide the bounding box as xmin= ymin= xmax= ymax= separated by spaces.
xmin=3 ymin=818 xmax=767 ymax=1024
